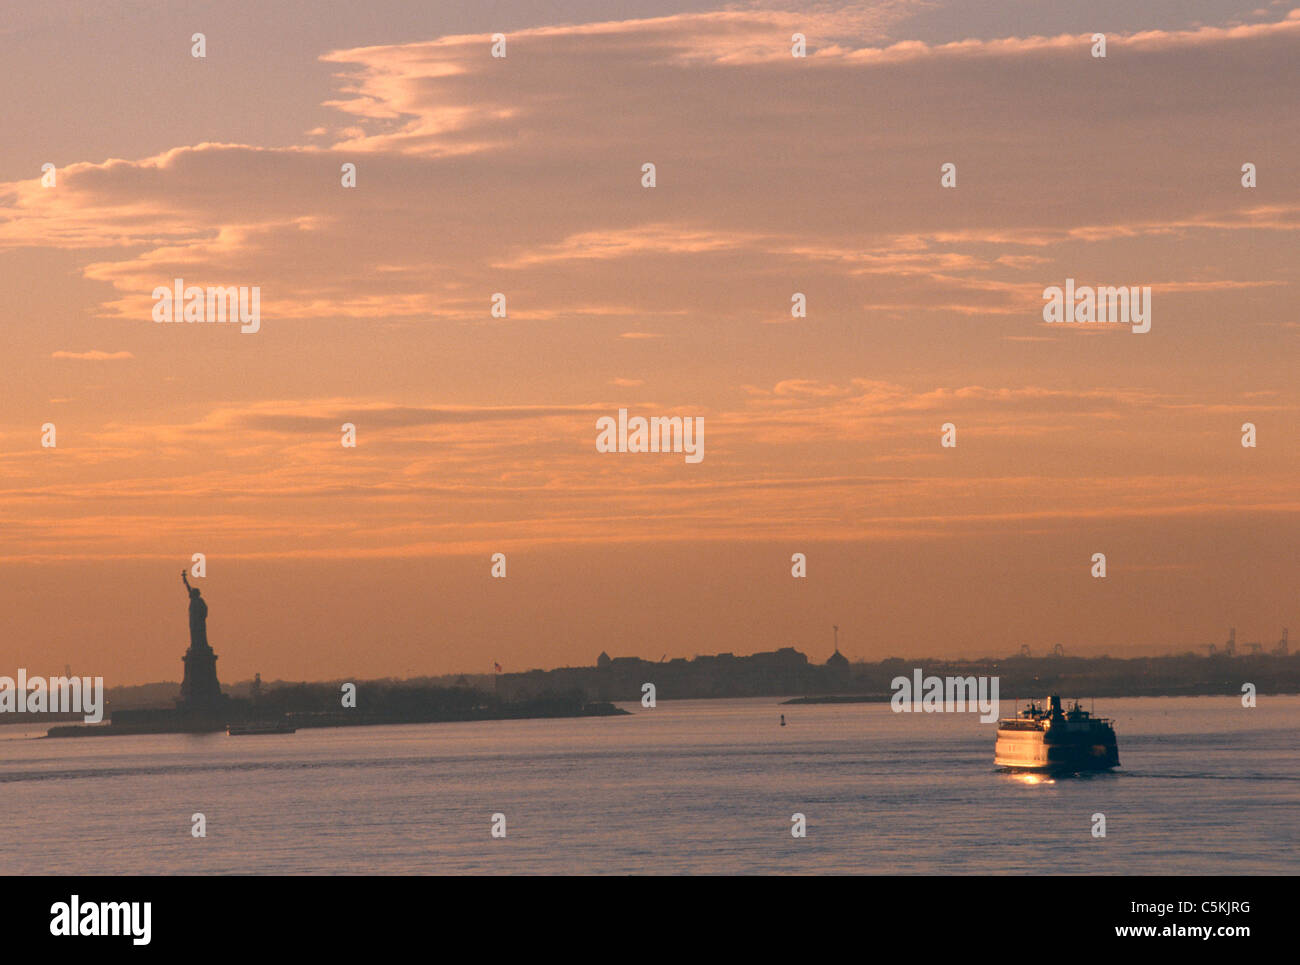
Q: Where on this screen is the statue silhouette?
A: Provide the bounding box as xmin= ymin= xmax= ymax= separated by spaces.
xmin=182 ymin=571 xmax=209 ymax=650
xmin=176 ymin=571 xmax=226 ymax=715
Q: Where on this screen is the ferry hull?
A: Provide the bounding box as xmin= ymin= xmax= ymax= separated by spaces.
xmin=995 ymin=729 xmax=1119 ymax=772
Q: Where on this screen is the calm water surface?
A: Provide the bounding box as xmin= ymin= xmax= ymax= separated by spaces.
xmin=1 ymin=696 xmax=1297 ymax=874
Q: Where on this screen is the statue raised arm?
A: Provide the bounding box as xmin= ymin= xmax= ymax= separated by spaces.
xmin=181 ymin=571 xmax=208 ymax=648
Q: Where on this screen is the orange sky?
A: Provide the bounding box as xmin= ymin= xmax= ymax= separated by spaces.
xmin=2 ymin=2 xmax=1298 ymax=684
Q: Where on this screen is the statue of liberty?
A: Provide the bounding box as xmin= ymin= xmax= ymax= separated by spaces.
xmin=182 ymin=571 xmax=209 ymax=650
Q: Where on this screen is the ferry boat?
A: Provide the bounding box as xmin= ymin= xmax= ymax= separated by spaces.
xmin=994 ymin=695 xmax=1118 ymax=773
xmin=227 ymin=719 xmax=296 ymax=736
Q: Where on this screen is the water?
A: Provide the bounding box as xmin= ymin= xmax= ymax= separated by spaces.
xmin=1 ymin=696 xmax=1297 ymax=874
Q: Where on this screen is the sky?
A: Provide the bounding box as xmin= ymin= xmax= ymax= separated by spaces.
xmin=1 ymin=1 xmax=1297 ymax=685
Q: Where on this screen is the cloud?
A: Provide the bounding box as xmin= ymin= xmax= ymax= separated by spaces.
xmin=0 ymin=5 xmax=1295 ymax=570
xmin=51 ymin=350 xmax=134 ymax=360
xmin=0 ymin=9 xmax=1294 ymax=332
xmin=1 ymin=375 xmax=1293 ymax=564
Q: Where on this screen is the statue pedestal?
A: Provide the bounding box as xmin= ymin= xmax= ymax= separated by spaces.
xmin=176 ymin=643 xmax=229 ymax=719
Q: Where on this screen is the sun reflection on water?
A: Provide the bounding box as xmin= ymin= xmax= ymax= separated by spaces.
xmin=1010 ymin=772 xmax=1056 ymax=786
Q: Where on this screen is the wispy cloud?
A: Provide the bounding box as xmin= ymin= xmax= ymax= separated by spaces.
xmin=51 ymin=350 xmax=134 ymax=361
